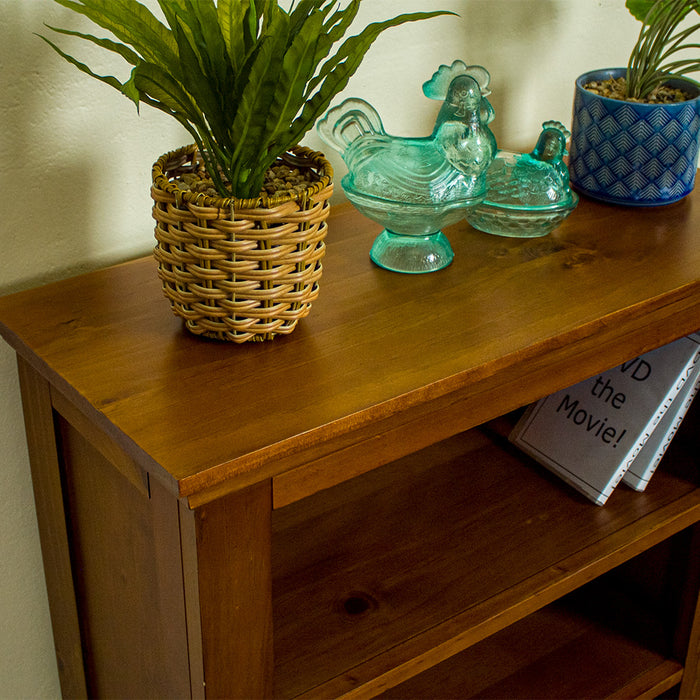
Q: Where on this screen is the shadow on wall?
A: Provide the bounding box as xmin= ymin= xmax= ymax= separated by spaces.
xmin=1 ymin=2 xmax=98 ymax=296
xmin=0 ymin=5 xmax=78 ymax=695
xmin=461 ymin=0 xmax=561 ymax=150
xmin=1 ymin=1 xmax=186 ymax=298
xmin=304 ymin=0 xmax=563 ymax=185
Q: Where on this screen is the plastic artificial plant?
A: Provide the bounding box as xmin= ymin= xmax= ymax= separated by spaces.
xmin=626 ymin=0 xmax=700 ymax=99
xmin=41 ymin=0 xmax=453 ymax=198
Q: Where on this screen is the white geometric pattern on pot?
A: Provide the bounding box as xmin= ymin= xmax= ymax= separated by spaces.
xmin=640 ymin=107 xmax=670 ymax=129
xmin=587 ymin=123 xmax=606 ymax=146
xmin=645 ymin=132 xmax=670 ymax=154
xmin=596 ymin=166 xmax=616 ymax=186
xmin=627 ymin=119 xmax=654 ymax=141
xmin=661 ymin=120 xmax=683 ymax=140
xmin=615 ymin=104 xmax=651 ymax=128
xmin=659 ymin=144 xmax=682 ymax=165
xmin=582 ymin=148 xmax=604 ymax=170
xmin=588 ymin=100 xmax=607 ymax=121
xmin=612 ymin=131 xmax=636 ymax=153
xmin=611 ymin=156 xmax=633 ymax=177
xmin=600 ymin=114 xmax=622 ymax=137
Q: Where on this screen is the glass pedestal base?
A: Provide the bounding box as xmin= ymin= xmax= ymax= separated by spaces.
xmin=369 ymin=230 xmax=454 ymax=274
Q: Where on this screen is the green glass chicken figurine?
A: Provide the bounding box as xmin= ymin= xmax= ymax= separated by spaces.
xmin=318 ymin=61 xmax=497 ymax=273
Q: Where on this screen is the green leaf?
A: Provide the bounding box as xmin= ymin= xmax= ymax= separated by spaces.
xmin=156 ymin=0 xmax=189 ymax=37
xmin=288 ymin=0 xmax=331 ymax=35
xmin=257 ymin=0 xmax=280 ymax=34
xmin=121 ymin=68 xmax=142 ymax=105
xmin=169 ymin=16 xmax=228 ymax=141
xmin=44 ymin=24 xmax=142 ymax=65
xmin=228 ymin=14 xmax=289 ymax=193
xmin=38 ymin=33 xmax=140 ymax=107
xmin=323 ymin=0 xmax=362 ymax=44
xmin=182 ymin=0 xmax=228 ymax=85
xmin=262 ymin=9 xmax=321 ymax=152
xmin=245 ymin=0 xmax=258 ymax=47
xmin=305 ymin=0 xmax=361 ymax=81
xmin=627 ymin=0 xmax=699 ymax=22
xmin=216 ymin=0 xmax=247 ymax=72
xmin=132 ymin=61 xmax=202 ymax=124
xmin=51 ymin=0 xmax=179 ymax=71
xmin=290 ymin=10 xmax=456 ymax=146
xmin=309 ymin=9 xmax=455 ymax=99
xmin=627 ymin=0 xmax=656 ymax=22
xmin=159 ymin=0 xmax=228 ymax=98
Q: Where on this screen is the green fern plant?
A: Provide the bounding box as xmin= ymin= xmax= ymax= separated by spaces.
xmin=42 ymin=0 xmax=453 ymax=199
xmin=626 ymin=0 xmax=700 ymax=99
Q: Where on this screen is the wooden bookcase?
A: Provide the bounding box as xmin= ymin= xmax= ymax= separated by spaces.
xmin=1 ymin=192 xmax=699 ymax=699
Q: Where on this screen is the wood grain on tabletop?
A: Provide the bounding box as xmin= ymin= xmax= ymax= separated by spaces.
xmin=0 ymin=195 xmax=699 ymax=502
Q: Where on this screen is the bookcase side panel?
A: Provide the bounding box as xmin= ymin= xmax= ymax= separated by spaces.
xmin=56 ymin=415 xmax=191 ymax=697
xmin=16 ymin=357 xmax=87 ymax=698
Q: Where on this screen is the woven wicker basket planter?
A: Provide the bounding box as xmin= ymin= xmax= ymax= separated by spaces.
xmin=151 ymin=144 xmax=333 ymax=342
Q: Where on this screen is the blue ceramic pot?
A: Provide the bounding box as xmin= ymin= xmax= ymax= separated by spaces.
xmin=569 ymin=68 xmax=700 ymax=206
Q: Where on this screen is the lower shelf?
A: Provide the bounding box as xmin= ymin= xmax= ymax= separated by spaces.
xmin=382 ymin=552 xmax=686 ymax=699
xmin=271 ymin=404 xmax=700 ymax=698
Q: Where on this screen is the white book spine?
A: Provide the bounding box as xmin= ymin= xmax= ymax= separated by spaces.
xmin=623 ymin=365 xmax=700 ymax=491
xmin=617 ymin=345 xmax=700 ymax=473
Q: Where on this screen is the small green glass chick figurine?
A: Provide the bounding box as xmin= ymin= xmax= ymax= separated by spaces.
xmin=466 ymin=121 xmax=579 ymax=238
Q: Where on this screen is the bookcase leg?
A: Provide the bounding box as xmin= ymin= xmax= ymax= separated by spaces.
xmin=680 ymin=594 xmax=700 ymax=698
xmin=16 ymin=357 xmax=88 ymax=698
xmin=187 ymin=481 xmax=274 ymax=698
xmin=678 ymin=525 xmax=700 ymax=698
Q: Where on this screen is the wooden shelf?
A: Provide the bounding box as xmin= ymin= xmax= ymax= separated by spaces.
xmin=382 ymin=584 xmax=684 ymax=699
xmin=272 ymin=404 xmax=700 ymax=698
xmin=0 ymin=197 xmax=698 ymax=509
xmin=1 ymin=192 xmax=699 ymax=698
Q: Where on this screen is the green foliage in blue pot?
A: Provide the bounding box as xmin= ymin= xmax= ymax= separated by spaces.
xmin=625 ymin=0 xmax=700 ymax=99
xmin=40 ymin=0 xmax=454 ymax=199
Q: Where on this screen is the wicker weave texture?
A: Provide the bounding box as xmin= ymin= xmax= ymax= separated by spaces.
xmin=152 ymin=145 xmax=333 ymax=342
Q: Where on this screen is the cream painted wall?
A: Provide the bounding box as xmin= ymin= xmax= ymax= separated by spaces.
xmin=0 ymin=1 xmax=646 ymax=696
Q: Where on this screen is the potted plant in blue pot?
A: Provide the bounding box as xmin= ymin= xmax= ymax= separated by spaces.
xmin=569 ymin=0 xmax=700 ymax=206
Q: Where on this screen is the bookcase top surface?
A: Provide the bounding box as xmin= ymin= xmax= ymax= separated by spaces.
xmin=1 ymin=193 xmax=699 ymax=498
